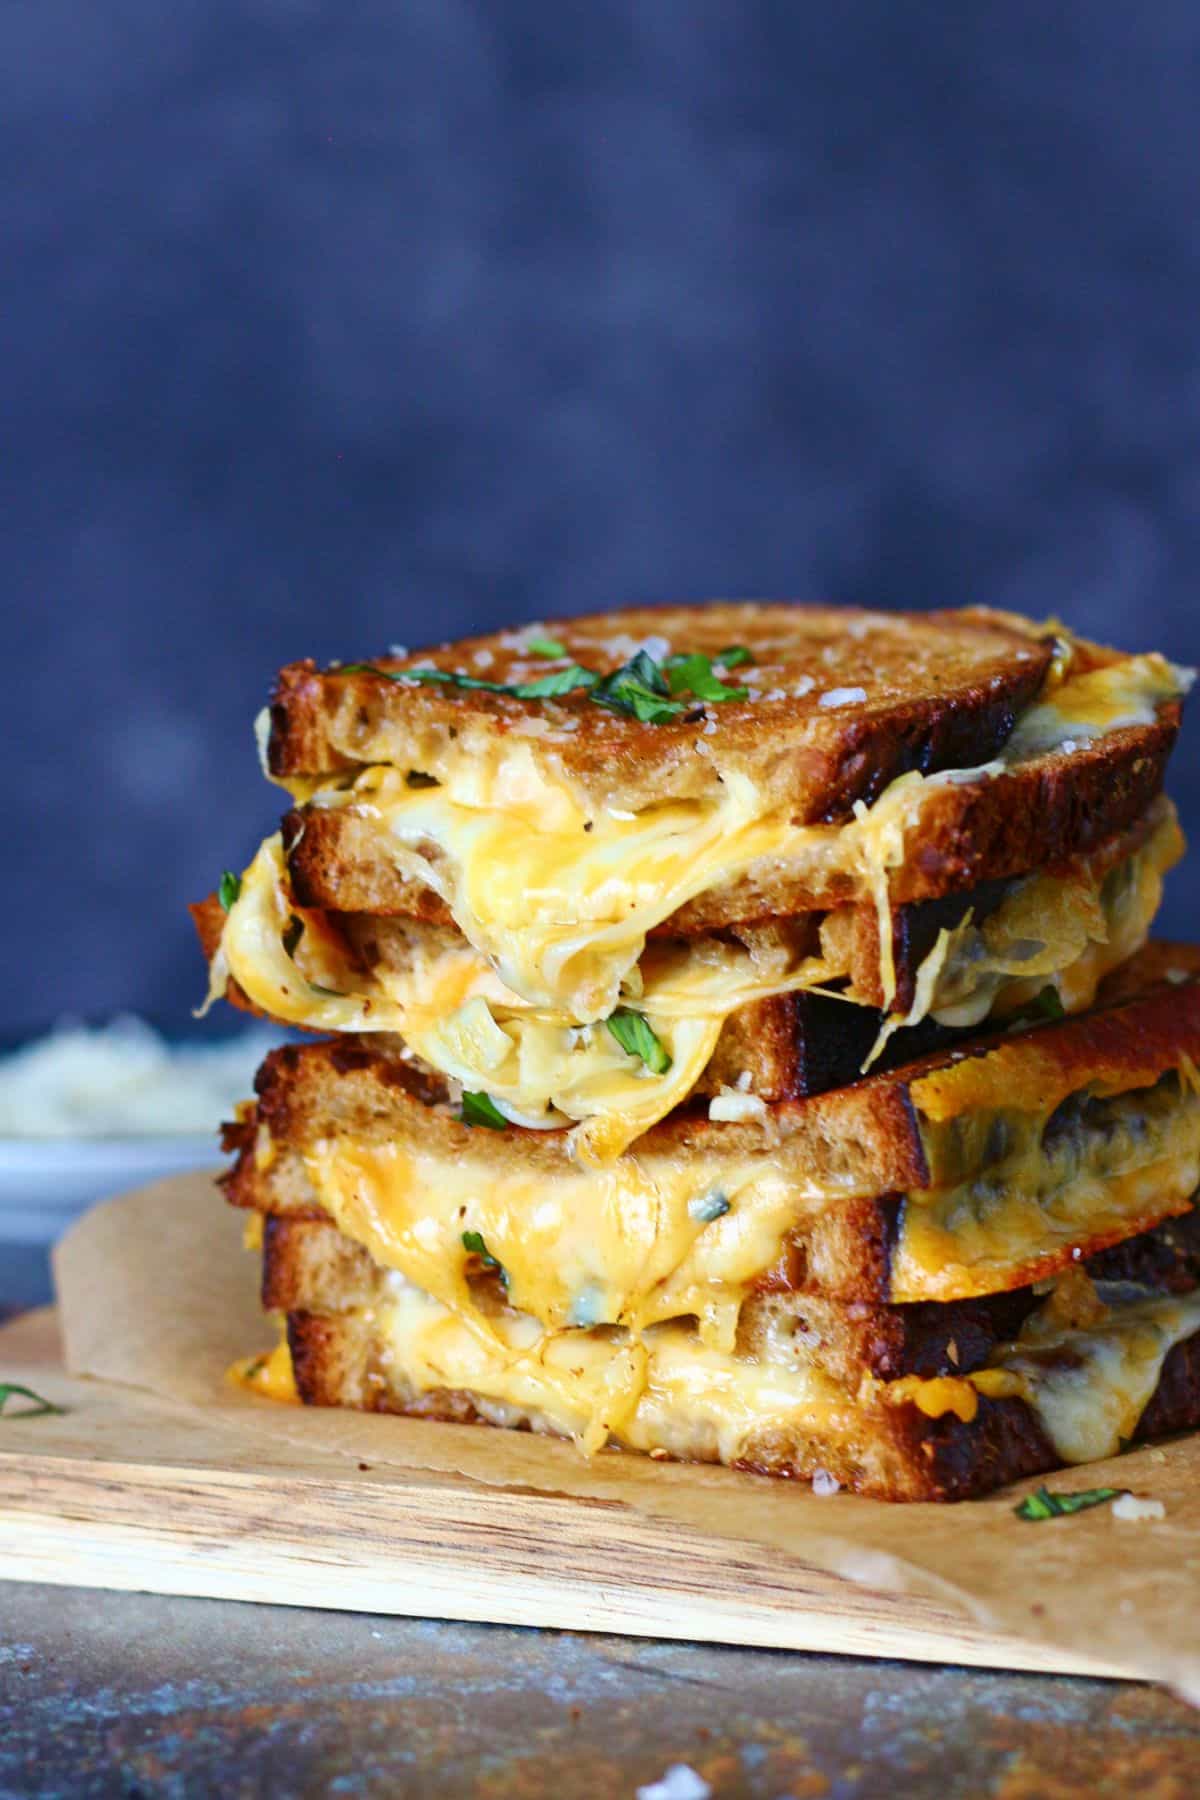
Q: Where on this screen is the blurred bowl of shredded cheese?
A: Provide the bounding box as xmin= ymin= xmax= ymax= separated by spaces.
xmin=0 ymin=1017 xmax=280 ymax=1243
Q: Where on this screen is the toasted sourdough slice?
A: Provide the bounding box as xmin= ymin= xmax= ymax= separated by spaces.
xmin=223 ymin=944 xmax=1200 ymax=1320
xmin=278 ymin=694 xmax=1180 ymax=929
xmin=266 ymin=604 xmax=1056 ymax=812
xmin=243 ymin=1208 xmax=1200 ymax=1502
xmin=196 ymin=799 xmax=1182 ymax=1148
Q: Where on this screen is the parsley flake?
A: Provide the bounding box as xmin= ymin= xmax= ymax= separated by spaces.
xmin=461 ymin=1091 xmax=509 ymax=1130
xmin=462 ymin=1229 xmax=508 ymax=1285
xmin=1015 ymin=1484 xmax=1126 ymax=1521
xmin=606 ymin=1009 xmax=672 ymax=1074
xmin=339 ymin=661 xmax=600 ymax=701
xmin=218 ymin=871 xmax=241 ymax=912
xmin=0 ymin=1383 xmax=64 ymax=1419
xmin=663 ymin=651 xmax=749 ymax=704
xmin=717 ymin=645 xmax=754 ymax=669
xmin=525 ymin=635 xmax=567 ymax=658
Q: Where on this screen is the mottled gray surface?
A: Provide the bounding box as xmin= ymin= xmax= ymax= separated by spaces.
xmin=4 ymin=1581 xmax=1200 ymax=1799
xmin=5 ymin=2 xmax=1200 ymax=1038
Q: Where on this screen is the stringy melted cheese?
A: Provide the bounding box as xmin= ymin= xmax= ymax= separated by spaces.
xmin=278 ymin=644 xmax=1187 ymax=1028
xmin=372 ymin=1271 xmax=853 ymax=1460
xmin=216 ymin=835 xmax=832 ymax=1159
xmin=214 ymin=790 xmax=1180 ymax=1160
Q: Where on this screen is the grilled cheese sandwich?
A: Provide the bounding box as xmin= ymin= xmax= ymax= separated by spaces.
xmin=204 ymin=602 xmax=1200 ymax=1500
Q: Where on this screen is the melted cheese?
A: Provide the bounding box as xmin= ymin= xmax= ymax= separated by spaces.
xmin=229 ymin=1334 xmax=299 ymax=1404
xmin=864 ymin=799 xmax=1181 ymax=1066
xmin=371 ymin=1271 xmax=851 ymax=1460
xmin=893 ymin=1077 xmax=1200 ymax=1301
xmin=881 ymin=1276 xmax=1200 ymax=1466
xmin=213 ymin=642 xmax=1187 ymax=1156
xmin=220 ymin=835 xmax=834 ymax=1159
xmin=300 ymin=1135 xmax=835 ymax=1354
xmin=1002 ymin=651 xmax=1190 ymax=760
xmin=280 ymin=644 xmax=1186 ymax=1027
xmin=977 ymin=1286 xmax=1200 ymax=1463
xmin=216 ymin=795 xmax=1181 ymax=1161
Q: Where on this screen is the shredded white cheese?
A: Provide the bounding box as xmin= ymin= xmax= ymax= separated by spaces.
xmin=707 ymin=1092 xmax=767 ymax=1123
xmin=0 ymin=1017 xmax=279 ymax=1138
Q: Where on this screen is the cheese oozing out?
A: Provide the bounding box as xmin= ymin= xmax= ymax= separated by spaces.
xmin=299 ymin=1132 xmax=824 ymax=1357
xmin=885 ymin=1278 xmax=1200 ymax=1466
xmin=213 ymin=790 xmax=1180 ymax=1160
xmin=370 ymin=1269 xmax=855 ymax=1461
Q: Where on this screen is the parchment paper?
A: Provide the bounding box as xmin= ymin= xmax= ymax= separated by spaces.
xmin=49 ymin=1174 xmax=1200 ymax=1698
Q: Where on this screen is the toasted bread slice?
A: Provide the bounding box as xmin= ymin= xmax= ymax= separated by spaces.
xmin=223 ymin=944 xmax=1200 ymax=1310
xmin=255 ymin=1216 xmax=1200 ymax=1502
xmin=276 ymin=686 xmax=1179 ymax=928
xmin=266 ymin=604 xmax=1055 ymax=814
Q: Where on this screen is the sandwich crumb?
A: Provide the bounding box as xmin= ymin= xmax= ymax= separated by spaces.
xmin=1111 ymin=1493 xmax=1165 ymax=1522
xmin=812 ymin=1468 xmax=841 ymax=1497
xmin=636 ymin=1766 xmax=711 ymax=1800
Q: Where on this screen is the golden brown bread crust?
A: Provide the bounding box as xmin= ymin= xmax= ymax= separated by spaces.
xmin=278 ymin=708 xmax=1178 ymax=927
xmin=265 ymin=604 xmax=1055 ymax=816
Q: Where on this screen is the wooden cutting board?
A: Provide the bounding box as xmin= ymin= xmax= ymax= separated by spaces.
xmin=0 ymin=1308 xmax=1132 ymax=1678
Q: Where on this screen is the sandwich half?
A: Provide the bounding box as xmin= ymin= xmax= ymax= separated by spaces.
xmin=224 ymin=945 xmax=1200 ymax=1500
xmin=197 ymin=605 xmax=1190 ymax=1160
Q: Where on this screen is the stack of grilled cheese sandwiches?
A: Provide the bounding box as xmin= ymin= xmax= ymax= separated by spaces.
xmin=197 ymin=603 xmax=1200 ymax=1499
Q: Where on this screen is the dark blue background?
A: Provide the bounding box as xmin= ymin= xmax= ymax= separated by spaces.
xmin=5 ymin=2 xmax=1198 ymax=1039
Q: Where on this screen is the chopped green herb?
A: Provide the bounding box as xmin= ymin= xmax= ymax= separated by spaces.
xmin=590 ymin=650 xmax=689 ymax=724
xmin=339 ymin=661 xmax=600 ymax=701
xmin=462 ymin=1229 xmax=508 ymax=1284
xmin=218 ymin=871 xmax=241 ymax=911
xmin=689 ymin=1191 xmax=731 ymax=1224
xmin=1032 ymin=986 xmax=1066 ymax=1021
xmin=605 ymin=1008 xmax=672 ymax=1074
xmin=663 ymin=651 xmax=749 ymax=704
xmin=717 ymin=645 xmax=753 ymax=669
xmin=1015 ymin=1484 xmax=1126 ymax=1521
xmin=0 ymin=1383 xmax=64 ymax=1419
xmin=243 ymin=1355 xmax=267 ymax=1381
xmin=461 ymin=1091 xmax=509 ymax=1130
xmin=282 ymin=915 xmax=303 ymax=958
xmin=337 ymin=643 xmax=750 ymax=725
